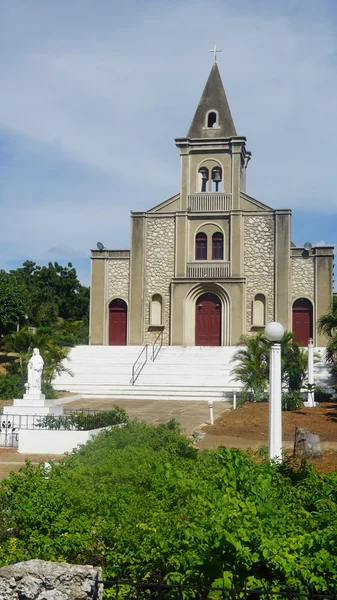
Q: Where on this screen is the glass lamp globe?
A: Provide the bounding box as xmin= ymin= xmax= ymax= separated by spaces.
xmin=264 ymin=322 xmax=285 ymax=342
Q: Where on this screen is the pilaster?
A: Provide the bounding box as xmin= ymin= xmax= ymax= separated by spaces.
xmin=274 ymin=210 xmax=291 ymax=330
xmin=129 ymin=215 xmax=146 ymax=344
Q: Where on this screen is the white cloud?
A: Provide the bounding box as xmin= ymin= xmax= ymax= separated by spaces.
xmin=0 ymin=0 xmax=336 ymax=281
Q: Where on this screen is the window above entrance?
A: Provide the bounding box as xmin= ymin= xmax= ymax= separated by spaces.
xmin=195 ymin=232 xmax=207 ymax=260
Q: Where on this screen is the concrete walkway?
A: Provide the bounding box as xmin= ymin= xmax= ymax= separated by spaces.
xmin=0 ymin=453 xmax=64 ymax=480
xmin=62 ymin=398 xmax=229 ymax=435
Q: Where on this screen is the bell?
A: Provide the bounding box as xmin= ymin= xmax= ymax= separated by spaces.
xmin=212 ymin=169 xmax=222 ymax=182
xmin=201 ymin=170 xmax=208 ymax=181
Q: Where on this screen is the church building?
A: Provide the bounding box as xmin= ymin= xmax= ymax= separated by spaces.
xmin=89 ymin=62 xmax=333 ymax=348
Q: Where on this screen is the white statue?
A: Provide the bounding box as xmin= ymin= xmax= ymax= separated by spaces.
xmin=27 ymin=348 xmax=44 ymax=395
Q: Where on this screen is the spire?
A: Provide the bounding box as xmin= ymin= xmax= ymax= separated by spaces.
xmin=187 ymin=63 xmax=237 ymax=138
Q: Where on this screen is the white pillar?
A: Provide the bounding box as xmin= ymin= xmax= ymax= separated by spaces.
xmin=307 ymin=338 xmax=315 ymax=407
xmin=268 ymin=342 xmax=282 ymax=462
xmin=208 ymin=400 xmax=214 ymax=425
xmin=233 ymin=390 xmax=237 ymax=410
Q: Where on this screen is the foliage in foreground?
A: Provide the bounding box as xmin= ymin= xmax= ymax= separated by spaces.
xmin=0 ymin=420 xmax=337 ymax=592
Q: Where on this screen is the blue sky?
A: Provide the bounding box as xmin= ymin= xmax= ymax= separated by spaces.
xmin=0 ymin=0 xmax=336 ymax=286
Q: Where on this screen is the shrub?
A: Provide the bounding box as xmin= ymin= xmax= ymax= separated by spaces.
xmin=1 ymin=423 xmax=337 ymax=590
xmin=37 ymin=406 xmax=129 ymax=431
xmin=0 ymin=374 xmax=25 ymax=400
xmin=281 ymin=391 xmax=302 ymax=411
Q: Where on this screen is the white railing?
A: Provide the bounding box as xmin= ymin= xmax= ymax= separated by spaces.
xmin=188 ymin=193 xmax=232 ymax=212
xmin=186 ymin=261 xmax=231 ymax=278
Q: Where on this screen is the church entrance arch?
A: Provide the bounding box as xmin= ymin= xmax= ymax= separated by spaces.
xmin=292 ymin=298 xmax=313 ymax=346
xmin=109 ymin=299 xmax=127 ymax=345
xmin=195 ymin=293 xmax=221 ymax=346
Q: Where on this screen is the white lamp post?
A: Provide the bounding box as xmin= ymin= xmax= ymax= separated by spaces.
xmin=208 ymin=399 xmax=214 ymax=425
xmin=264 ymin=321 xmax=285 ymax=463
xmin=304 ymin=338 xmax=315 ymax=408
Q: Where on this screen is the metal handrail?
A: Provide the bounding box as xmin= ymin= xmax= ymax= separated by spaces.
xmin=130 ymin=344 xmax=148 ymax=385
xmin=152 ymin=330 xmax=163 ymax=362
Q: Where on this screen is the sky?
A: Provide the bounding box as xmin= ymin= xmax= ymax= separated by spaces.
xmin=0 ymin=0 xmax=336 ymax=286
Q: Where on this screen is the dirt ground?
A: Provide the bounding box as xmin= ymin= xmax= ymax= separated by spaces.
xmin=202 ymin=401 xmax=337 ymax=472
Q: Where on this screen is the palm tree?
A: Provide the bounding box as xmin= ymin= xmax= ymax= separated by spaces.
xmin=2 ymin=328 xmax=72 ymax=388
xmin=231 ymin=331 xmax=308 ymax=397
xmin=317 ymin=295 xmax=337 ymax=338
xmin=317 ymin=296 xmax=337 ymax=367
xmin=231 ymin=332 xmax=269 ymax=397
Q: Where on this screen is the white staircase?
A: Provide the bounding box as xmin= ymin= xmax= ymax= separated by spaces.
xmin=53 ymin=345 xmax=241 ymax=401
xmin=53 ymin=345 xmax=334 ymax=402
xmin=314 ymin=348 xmax=335 ymax=391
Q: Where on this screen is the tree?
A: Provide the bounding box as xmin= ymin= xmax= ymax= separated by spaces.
xmin=11 ymin=260 xmax=90 ymax=327
xmin=0 ymin=271 xmax=29 ymax=335
xmin=318 ymin=296 xmax=337 ymax=366
xmin=232 ymin=331 xmax=308 ymax=396
xmin=2 ymin=329 xmax=72 ymax=391
xmin=317 ymin=295 xmax=337 ymax=339
xmin=231 ymin=331 xmax=269 ymax=397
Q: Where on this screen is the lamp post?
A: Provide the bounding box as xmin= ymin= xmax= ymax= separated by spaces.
xmin=305 ymin=338 xmax=315 ymax=408
xmin=208 ymin=399 xmax=214 ymax=425
xmin=264 ymin=321 xmax=285 ymax=463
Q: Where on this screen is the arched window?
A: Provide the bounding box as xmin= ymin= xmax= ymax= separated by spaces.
xmin=150 ymin=294 xmax=163 ymax=326
xmin=199 ymin=167 xmax=209 ymax=192
xmin=195 ymin=232 xmax=207 ymax=260
xmin=252 ymin=294 xmax=266 ymax=327
xmin=212 ymin=232 xmax=223 ymax=260
xmin=207 ymin=112 xmax=217 ymax=128
xmin=211 ymin=167 xmax=222 ymax=192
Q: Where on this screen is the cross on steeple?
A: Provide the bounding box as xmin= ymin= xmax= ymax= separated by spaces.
xmin=210 ymin=44 xmax=222 ymax=62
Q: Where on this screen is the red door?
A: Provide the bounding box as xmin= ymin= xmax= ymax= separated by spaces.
xmin=195 ymin=293 xmax=221 ymax=346
xmin=109 ymin=299 xmax=127 ymax=345
xmin=292 ymin=298 xmax=313 ymax=346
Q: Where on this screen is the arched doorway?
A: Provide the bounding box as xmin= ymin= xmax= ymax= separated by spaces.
xmin=195 ymin=293 xmax=221 ymax=346
xmin=109 ymin=299 xmax=127 ymax=345
xmin=292 ymin=298 xmax=313 ymax=346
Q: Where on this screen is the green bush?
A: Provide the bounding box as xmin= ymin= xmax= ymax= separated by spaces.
xmin=281 ymin=391 xmax=302 ymax=411
xmin=1 ymin=421 xmax=337 ymax=592
xmin=0 ymin=373 xmax=25 ymax=400
xmin=37 ymin=406 xmax=129 ymax=431
xmin=314 ymin=388 xmax=332 ymax=403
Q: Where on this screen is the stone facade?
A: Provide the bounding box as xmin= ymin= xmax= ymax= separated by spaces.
xmin=244 ymin=215 xmax=275 ymax=330
xmin=291 ymin=256 xmax=315 ymax=302
xmin=144 ymin=216 xmax=175 ymax=344
xmin=107 ymin=256 xmax=130 ymax=304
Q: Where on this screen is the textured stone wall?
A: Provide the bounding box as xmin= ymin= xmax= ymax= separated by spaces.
xmin=0 ymin=560 xmax=102 ymax=599
xmin=244 ymin=215 xmax=275 ymax=330
xmin=144 ymin=217 xmax=175 ymax=344
xmin=107 ymin=257 xmax=130 ymax=304
xmin=291 ymin=257 xmax=315 ymax=301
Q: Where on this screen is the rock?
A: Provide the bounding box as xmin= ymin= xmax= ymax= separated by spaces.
xmin=192 ymin=430 xmax=206 ymax=440
xmin=294 ymin=426 xmax=322 ymax=459
xmin=0 ymin=560 xmax=103 ymax=600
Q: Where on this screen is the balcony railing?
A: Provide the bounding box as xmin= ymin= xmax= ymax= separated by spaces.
xmin=188 ymin=193 xmax=232 ymax=212
xmin=186 ymin=261 xmax=231 ymax=278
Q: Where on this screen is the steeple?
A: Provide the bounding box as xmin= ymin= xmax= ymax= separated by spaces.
xmin=187 ymin=63 xmax=237 ymax=138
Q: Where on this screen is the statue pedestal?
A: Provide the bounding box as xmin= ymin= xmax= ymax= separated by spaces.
xmin=3 ymin=395 xmax=63 ymax=430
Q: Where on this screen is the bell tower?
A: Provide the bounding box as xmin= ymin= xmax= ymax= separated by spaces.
xmin=175 ymin=61 xmax=251 ymax=210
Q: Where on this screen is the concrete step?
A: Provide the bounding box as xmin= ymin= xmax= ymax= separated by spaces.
xmin=53 ymin=344 xmax=333 ymax=400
